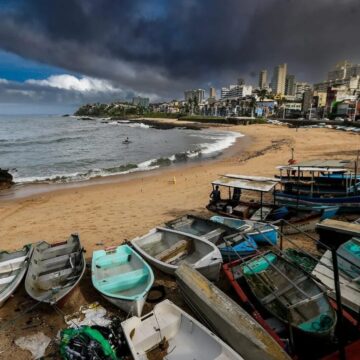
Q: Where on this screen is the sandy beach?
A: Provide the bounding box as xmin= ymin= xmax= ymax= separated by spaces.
xmin=0 ymin=123 xmax=359 ymax=358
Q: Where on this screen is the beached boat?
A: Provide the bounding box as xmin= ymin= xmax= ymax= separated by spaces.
xmin=175 ymin=263 xmax=290 ymax=360
xmin=275 ymin=160 xmax=360 ymax=212
xmin=337 ymin=237 xmax=360 ymax=280
xmin=312 ymin=240 xmax=360 ymax=314
xmin=240 ymin=251 xmax=337 ymax=340
xmin=25 ymin=234 xmax=85 ymax=304
xmin=0 ymin=245 xmax=32 ymax=307
xmin=131 ymin=227 xmax=222 ymax=281
xmin=210 ymin=215 xmax=278 ymax=245
xmin=166 ymin=214 xmax=258 ymax=260
xmin=92 ymin=245 xmax=154 ymax=316
xmin=121 ymin=299 xmax=244 ymax=360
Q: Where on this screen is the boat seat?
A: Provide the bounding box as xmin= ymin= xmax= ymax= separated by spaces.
xmin=36 ymin=266 xmax=75 ymax=290
xmin=155 ymin=240 xmax=189 ymax=263
xmin=250 ymin=207 xmax=272 ymax=221
xmin=95 ymin=254 xmax=131 ymax=270
xmin=99 ymin=268 xmax=148 ymax=293
xmin=261 ymin=276 xmax=308 ymax=305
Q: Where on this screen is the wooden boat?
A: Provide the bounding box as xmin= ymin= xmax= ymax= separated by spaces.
xmin=25 ymin=234 xmax=85 ymax=304
xmin=210 ymin=215 xmax=278 ymax=245
xmin=312 ymin=244 xmax=360 ymax=314
xmin=175 ymin=263 xmax=290 ymax=360
xmin=240 ymin=251 xmax=337 ymax=340
xmin=166 ymin=214 xmax=258 ymax=261
xmin=121 ymin=299 xmax=244 ymax=360
xmin=0 ymin=245 xmax=32 ymax=307
xmin=131 ymin=227 xmax=222 ymax=281
xmin=92 ymin=245 xmax=154 ymax=316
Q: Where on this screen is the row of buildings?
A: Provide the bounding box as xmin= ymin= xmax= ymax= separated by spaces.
xmin=134 ymin=60 xmax=360 ymax=120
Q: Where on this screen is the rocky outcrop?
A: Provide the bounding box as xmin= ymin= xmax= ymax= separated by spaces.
xmin=0 ymin=169 xmax=14 ymax=190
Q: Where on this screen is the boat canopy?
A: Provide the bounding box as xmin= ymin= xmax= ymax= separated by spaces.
xmin=277 ymin=159 xmax=355 ymax=173
xmin=212 ymin=174 xmax=278 ymax=193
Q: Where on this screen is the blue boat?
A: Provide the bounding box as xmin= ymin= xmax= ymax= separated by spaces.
xmin=276 ymin=160 xmax=360 ymax=212
xmin=92 ymin=245 xmax=154 ymax=316
xmin=211 ymin=215 xmax=278 ymax=245
xmin=217 ymin=235 xmax=258 ymax=261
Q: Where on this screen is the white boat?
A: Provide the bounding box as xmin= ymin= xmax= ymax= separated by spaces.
xmin=121 ymin=299 xmax=244 ymax=360
xmin=92 ymin=245 xmax=154 ymax=316
xmin=25 ymin=234 xmax=86 ymax=304
xmin=131 ymin=227 xmax=222 ymax=281
xmin=0 ymin=245 xmax=32 ymax=307
xmin=312 ymin=249 xmax=360 ymax=314
xmin=175 ymin=263 xmax=291 ymax=360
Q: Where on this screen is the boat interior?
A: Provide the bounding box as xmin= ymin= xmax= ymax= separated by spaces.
xmin=242 ymin=252 xmax=335 ymax=334
xmin=136 ymin=229 xmax=214 ymax=265
xmin=0 ymin=247 xmax=29 ymax=293
xmin=27 ymin=235 xmax=84 ymax=298
xmin=123 ymin=300 xmax=239 ymax=360
xmin=93 ymin=246 xmax=151 ymax=298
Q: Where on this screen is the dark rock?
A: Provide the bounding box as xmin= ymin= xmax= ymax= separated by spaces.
xmin=0 ymin=168 xmax=13 ymax=190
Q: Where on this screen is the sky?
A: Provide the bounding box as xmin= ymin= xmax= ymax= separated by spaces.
xmin=0 ymin=0 xmax=359 ymax=114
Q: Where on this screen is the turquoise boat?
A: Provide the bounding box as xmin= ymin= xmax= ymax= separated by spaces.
xmin=92 ymin=245 xmax=154 ymax=316
xmin=337 ymin=237 xmax=360 ymax=281
xmin=210 ymin=215 xmax=278 ymax=245
xmin=241 ymin=252 xmax=337 ymax=340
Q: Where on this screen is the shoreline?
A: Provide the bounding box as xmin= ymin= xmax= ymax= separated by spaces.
xmin=1 ymin=124 xmax=359 ymax=252
xmin=0 ymin=123 xmax=246 ymax=202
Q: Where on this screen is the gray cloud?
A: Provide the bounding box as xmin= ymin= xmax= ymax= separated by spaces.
xmin=0 ymin=0 xmax=360 ymax=103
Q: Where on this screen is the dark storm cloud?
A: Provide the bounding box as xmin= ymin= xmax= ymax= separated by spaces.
xmin=0 ymin=0 xmax=360 ymax=100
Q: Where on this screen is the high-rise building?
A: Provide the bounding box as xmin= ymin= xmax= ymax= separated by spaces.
xmin=184 ymin=89 xmax=205 ymax=103
xmin=285 ymin=75 xmax=296 ymax=96
xmin=327 ymin=60 xmax=352 ymax=81
xmin=237 ymin=78 xmax=245 ymax=86
xmin=295 ymin=82 xmax=312 ymax=100
xmin=258 ymin=70 xmax=267 ymax=89
xmin=132 ymin=96 xmax=150 ymax=107
xmin=220 ymin=84 xmax=252 ymax=99
xmin=271 ymin=63 xmax=287 ymax=95
xmin=209 ymin=87 xmax=216 ymax=99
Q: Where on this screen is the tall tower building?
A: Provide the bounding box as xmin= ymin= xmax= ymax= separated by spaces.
xmin=258 ymin=70 xmax=267 ymax=89
xmin=209 ymin=87 xmax=216 ymax=99
xmin=237 ymin=78 xmax=245 ymax=86
xmin=285 ymin=75 xmax=296 ymax=96
xmin=272 ymin=63 xmax=287 ymax=95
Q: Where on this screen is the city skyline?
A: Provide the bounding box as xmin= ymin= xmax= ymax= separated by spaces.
xmin=0 ymin=0 xmax=360 ymax=113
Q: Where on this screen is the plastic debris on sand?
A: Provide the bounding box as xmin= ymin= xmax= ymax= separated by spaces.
xmin=15 ymin=332 xmax=51 ymax=359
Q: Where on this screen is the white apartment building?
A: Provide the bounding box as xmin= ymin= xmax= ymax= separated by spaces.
xmin=221 ymin=84 xmax=253 ymax=99
xmin=271 ymin=63 xmax=287 ymax=95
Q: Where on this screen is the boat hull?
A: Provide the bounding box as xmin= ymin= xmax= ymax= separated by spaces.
xmin=276 ymin=192 xmax=360 ymax=212
xmin=102 ymin=293 xmax=146 ymax=317
xmin=0 ymin=246 xmax=32 ymax=307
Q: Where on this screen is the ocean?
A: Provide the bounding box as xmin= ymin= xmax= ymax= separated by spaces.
xmin=0 ymin=115 xmax=242 ymax=184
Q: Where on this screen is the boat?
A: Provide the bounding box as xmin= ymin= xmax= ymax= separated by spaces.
xmin=131 ymin=227 xmax=222 ymax=281
xmin=0 ymin=245 xmax=32 ymax=307
xmin=121 ymin=299 xmax=245 ymax=360
xmin=240 ymin=251 xmax=337 ymax=340
xmin=337 ymin=237 xmax=360 ymax=280
xmin=25 ymin=234 xmax=86 ymax=304
xmin=312 ymin=241 xmax=360 ymax=314
xmin=166 ymin=214 xmax=258 ymax=260
xmin=210 ymin=215 xmax=278 ymax=245
xmin=206 ymin=174 xmax=337 ymax=234
xmin=275 ymin=160 xmax=360 ymax=212
xmin=175 ymin=263 xmax=290 ymax=360
xmin=92 ymin=244 xmax=154 ymax=316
